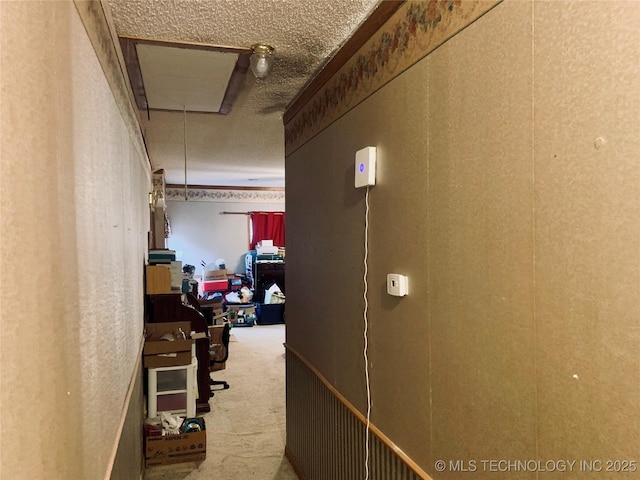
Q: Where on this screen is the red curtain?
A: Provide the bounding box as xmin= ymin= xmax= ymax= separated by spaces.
xmin=250 ymin=212 xmax=285 ymax=250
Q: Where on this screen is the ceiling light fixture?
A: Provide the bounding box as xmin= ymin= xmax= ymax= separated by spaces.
xmin=249 ymin=43 xmax=275 ymax=79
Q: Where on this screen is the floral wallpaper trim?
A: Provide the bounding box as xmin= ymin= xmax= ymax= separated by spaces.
xmin=166 ymin=187 xmax=285 ymax=203
xmin=284 ymin=0 xmax=501 ymax=155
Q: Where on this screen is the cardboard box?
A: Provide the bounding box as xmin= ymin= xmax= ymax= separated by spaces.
xmin=146 ymin=265 xmax=171 ymax=294
xmin=211 ymin=311 xmax=227 ymax=324
xmin=144 ymin=351 xmax=192 ymax=369
xmin=145 ymin=419 xmax=206 ymax=466
xmin=226 ymin=304 xmax=256 ymax=327
xmin=144 ymin=322 xmax=193 ymax=368
xmin=225 ymin=304 xmax=253 ymax=314
xmin=204 ymin=269 xmax=227 ymax=280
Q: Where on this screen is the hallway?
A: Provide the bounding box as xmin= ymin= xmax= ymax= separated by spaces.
xmin=144 ymin=324 xmax=297 ymax=480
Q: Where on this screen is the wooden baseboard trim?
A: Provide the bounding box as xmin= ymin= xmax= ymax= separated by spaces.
xmin=284 ymin=446 xmax=307 ymax=480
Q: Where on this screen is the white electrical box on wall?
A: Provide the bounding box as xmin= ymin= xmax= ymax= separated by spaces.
xmin=387 ymin=273 xmax=409 ymax=297
xmin=355 ymin=146 xmax=376 ymax=188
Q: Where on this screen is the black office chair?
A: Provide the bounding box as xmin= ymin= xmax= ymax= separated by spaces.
xmin=209 ymin=322 xmax=231 ymax=394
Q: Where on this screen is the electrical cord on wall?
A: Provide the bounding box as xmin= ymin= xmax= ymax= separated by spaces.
xmin=363 ymin=186 xmax=372 ymax=480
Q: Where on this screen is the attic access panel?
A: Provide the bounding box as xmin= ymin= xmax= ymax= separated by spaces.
xmin=120 ymin=37 xmax=250 ymax=115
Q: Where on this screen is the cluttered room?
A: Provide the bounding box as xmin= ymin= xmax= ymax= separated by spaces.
xmin=141 ymin=174 xmax=286 ymax=466
xmin=142 ymin=242 xmax=286 ymax=465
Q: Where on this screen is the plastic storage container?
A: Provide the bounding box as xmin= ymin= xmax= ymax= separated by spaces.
xmin=256 ymin=303 xmax=285 ymax=325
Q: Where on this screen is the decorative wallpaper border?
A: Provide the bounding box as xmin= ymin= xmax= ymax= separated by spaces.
xmin=166 ymin=187 xmax=285 ymax=203
xmin=284 ymin=0 xmax=501 ymax=155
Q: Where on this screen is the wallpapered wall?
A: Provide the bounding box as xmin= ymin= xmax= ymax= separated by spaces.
xmin=0 ymin=2 xmax=150 ymax=478
xmin=285 ymin=1 xmax=639 ymax=477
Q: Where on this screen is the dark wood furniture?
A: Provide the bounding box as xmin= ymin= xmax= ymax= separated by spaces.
xmin=146 ymin=293 xmax=211 ymax=414
xmin=253 ymin=261 xmax=285 ymax=303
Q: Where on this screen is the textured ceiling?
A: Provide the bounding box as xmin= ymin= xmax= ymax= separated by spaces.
xmin=107 ymin=0 xmax=381 ymax=187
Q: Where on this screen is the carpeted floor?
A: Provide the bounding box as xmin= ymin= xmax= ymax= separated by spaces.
xmin=144 ymin=324 xmax=298 ymax=480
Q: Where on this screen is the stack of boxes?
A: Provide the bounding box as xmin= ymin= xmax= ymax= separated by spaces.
xmin=143 ymin=250 xmax=206 ymax=467
xmin=201 ymin=266 xmax=228 ymax=293
xmin=143 ymin=321 xmax=207 ymax=466
xmin=146 ymin=249 xmax=182 ymax=294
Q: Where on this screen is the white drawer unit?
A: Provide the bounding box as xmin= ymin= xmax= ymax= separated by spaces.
xmin=147 ymin=358 xmax=197 ymax=418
